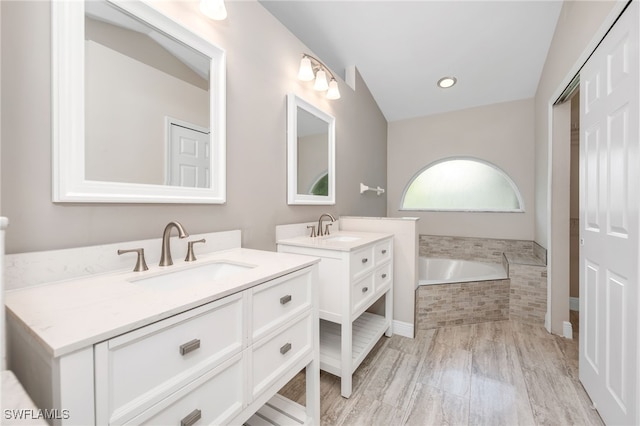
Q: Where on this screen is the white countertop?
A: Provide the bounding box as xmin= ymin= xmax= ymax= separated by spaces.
xmin=277 ymin=231 xmax=393 ymax=252
xmin=5 ymin=248 xmax=318 ymax=358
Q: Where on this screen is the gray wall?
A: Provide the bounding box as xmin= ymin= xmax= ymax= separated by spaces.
xmin=532 ymin=0 xmax=620 ymax=335
xmin=387 ymin=98 xmax=535 ymax=240
xmin=533 ymin=0 xmax=617 ymax=249
xmin=0 ymin=0 xmax=387 ymax=254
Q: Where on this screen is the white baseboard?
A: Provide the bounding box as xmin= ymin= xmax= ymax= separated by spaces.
xmin=570 ymin=297 xmax=579 ymax=311
xmin=563 ymin=320 xmax=573 ymax=339
xmin=545 ymin=311 xmax=551 ymax=333
xmin=393 ymin=320 xmax=414 ymax=338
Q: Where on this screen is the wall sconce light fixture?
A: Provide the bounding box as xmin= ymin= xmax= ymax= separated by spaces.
xmin=298 ymin=54 xmax=341 ymax=100
xmin=200 ymin=0 xmax=227 ymax=20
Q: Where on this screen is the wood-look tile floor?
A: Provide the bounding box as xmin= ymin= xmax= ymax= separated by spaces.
xmin=278 ymin=320 xmax=604 ymax=426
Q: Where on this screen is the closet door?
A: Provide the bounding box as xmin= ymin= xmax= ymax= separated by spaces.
xmin=579 ymin=2 xmax=639 ymax=425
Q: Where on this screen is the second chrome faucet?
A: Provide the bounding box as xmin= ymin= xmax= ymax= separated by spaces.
xmin=317 ymin=213 xmax=336 ymax=236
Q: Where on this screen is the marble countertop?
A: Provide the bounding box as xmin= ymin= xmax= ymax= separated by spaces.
xmin=1 ymin=371 xmax=47 ymax=425
xmin=277 ymin=231 xmax=393 ymax=252
xmin=5 ymin=248 xmax=318 ymax=358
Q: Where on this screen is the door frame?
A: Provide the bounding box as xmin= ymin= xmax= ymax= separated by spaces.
xmin=546 ymin=1 xmax=628 ymax=337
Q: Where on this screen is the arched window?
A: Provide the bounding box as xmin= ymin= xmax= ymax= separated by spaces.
xmin=310 ymin=173 xmax=328 ymax=196
xmin=401 ymin=157 xmax=524 ymax=212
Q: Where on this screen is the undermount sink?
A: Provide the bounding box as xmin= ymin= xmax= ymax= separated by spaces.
xmin=130 ymin=261 xmax=255 ymax=288
xmin=322 ymin=235 xmax=361 ymax=242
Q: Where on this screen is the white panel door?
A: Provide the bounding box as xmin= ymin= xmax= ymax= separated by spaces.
xmin=168 ymin=124 xmax=210 ymax=188
xmin=579 ymin=2 xmax=639 ymax=425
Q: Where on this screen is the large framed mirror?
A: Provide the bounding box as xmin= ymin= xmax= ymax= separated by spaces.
xmin=52 ymin=0 xmax=226 ymax=203
xmin=287 ymin=94 xmax=336 ymax=205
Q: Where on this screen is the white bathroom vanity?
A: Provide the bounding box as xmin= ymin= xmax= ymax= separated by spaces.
xmin=5 ymin=232 xmax=320 ymax=425
xmin=277 ymin=231 xmax=394 ymax=398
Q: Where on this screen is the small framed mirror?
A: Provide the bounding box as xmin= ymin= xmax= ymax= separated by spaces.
xmin=52 ymin=0 xmax=226 ymax=203
xmin=287 ymin=94 xmax=336 ymax=205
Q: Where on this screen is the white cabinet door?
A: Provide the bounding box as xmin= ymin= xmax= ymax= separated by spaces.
xmin=579 ymin=2 xmax=639 ymax=424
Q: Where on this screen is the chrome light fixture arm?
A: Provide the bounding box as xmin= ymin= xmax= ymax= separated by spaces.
xmin=298 ymin=54 xmax=341 ymax=100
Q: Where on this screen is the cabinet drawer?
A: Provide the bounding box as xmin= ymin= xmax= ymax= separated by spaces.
xmin=125 ymin=353 xmax=244 ymax=426
xmin=251 ymin=269 xmax=312 ymax=341
xmin=96 ymin=294 xmax=244 ymax=423
xmin=349 ymin=245 xmax=375 ymax=278
xmin=374 ymin=239 xmax=392 ymax=265
xmin=374 ymin=263 xmax=392 ymax=293
xmin=352 ymin=273 xmax=375 ymax=313
xmin=251 ymin=313 xmax=313 ymax=399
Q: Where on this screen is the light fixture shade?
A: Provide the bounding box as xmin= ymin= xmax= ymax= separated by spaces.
xmin=314 ymin=69 xmax=329 ymax=91
xmin=200 ymin=0 xmax=227 ymax=20
xmin=298 ymin=56 xmax=314 ymax=81
xmin=326 ymin=78 xmax=341 ymax=100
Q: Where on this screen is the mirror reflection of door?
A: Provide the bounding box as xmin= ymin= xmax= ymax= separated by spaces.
xmin=167 ymin=120 xmax=210 ymax=188
xmin=84 ymin=0 xmax=211 ymax=187
xmin=296 ymin=108 xmax=329 ymax=196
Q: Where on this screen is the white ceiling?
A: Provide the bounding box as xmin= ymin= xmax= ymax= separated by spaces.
xmin=86 ymin=0 xmax=210 ymax=79
xmin=259 ymin=0 xmax=563 ymax=122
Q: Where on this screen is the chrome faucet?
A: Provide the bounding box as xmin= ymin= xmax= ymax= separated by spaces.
xmin=317 ymin=213 xmax=336 ymax=236
xmin=159 ymin=221 xmax=189 ymax=266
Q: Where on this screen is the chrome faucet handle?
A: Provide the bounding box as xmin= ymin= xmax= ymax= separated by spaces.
xmin=307 ymin=225 xmax=317 ymax=238
xmin=324 ymin=223 xmax=333 ymax=235
xmin=118 ymin=248 xmax=149 ymax=272
xmin=185 ymin=238 xmax=206 ymax=262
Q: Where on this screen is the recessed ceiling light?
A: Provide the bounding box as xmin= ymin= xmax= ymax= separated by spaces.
xmin=437 ymin=76 xmax=457 ymax=88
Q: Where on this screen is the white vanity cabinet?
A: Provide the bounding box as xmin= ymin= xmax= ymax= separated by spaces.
xmin=277 ymin=232 xmax=393 ymax=398
xmin=94 ymin=293 xmax=246 ymax=425
xmin=5 ymin=249 xmax=320 ymax=426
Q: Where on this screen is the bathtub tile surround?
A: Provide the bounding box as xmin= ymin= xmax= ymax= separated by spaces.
xmin=419 ymin=235 xmax=545 ymax=265
xmin=505 ymin=253 xmax=547 ymax=324
xmin=416 ymin=280 xmax=509 ymax=329
xmin=418 ymin=235 xmax=548 ymax=329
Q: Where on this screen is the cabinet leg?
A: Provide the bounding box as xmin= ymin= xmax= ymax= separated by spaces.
xmin=340 ymin=322 xmax=352 ymax=398
xmin=305 ymin=359 xmax=320 ymax=424
xmin=384 ymin=289 xmax=393 ymax=337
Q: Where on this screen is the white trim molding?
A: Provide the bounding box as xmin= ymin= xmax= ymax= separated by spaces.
xmin=393 ymin=320 xmax=414 ymax=338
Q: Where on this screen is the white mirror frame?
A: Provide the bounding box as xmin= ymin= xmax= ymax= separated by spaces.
xmin=52 ymin=0 xmax=226 ymax=203
xmin=287 ymin=93 xmax=336 ymax=205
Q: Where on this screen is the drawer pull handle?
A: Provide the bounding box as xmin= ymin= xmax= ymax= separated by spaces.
xmin=280 ymin=294 xmax=292 ymax=305
xmin=382 ymin=249 xmax=387 ymax=254
xmin=362 ymin=286 xmax=369 ymax=293
xmin=280 ymin=342 xmax=292 ymax=355
xmin=179 ymin=339 xmax=201 ymax=356
xmin=361 ymin=258 xmax=368 ymax=264
xmin=382 ymin=273 xmax=387 ymax=279
xmin=180 ymin=409 xmax=201 ymax=426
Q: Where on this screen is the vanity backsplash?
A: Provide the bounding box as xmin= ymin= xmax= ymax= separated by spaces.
xmin=4 ymin=229 xmax=241 ymax=291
